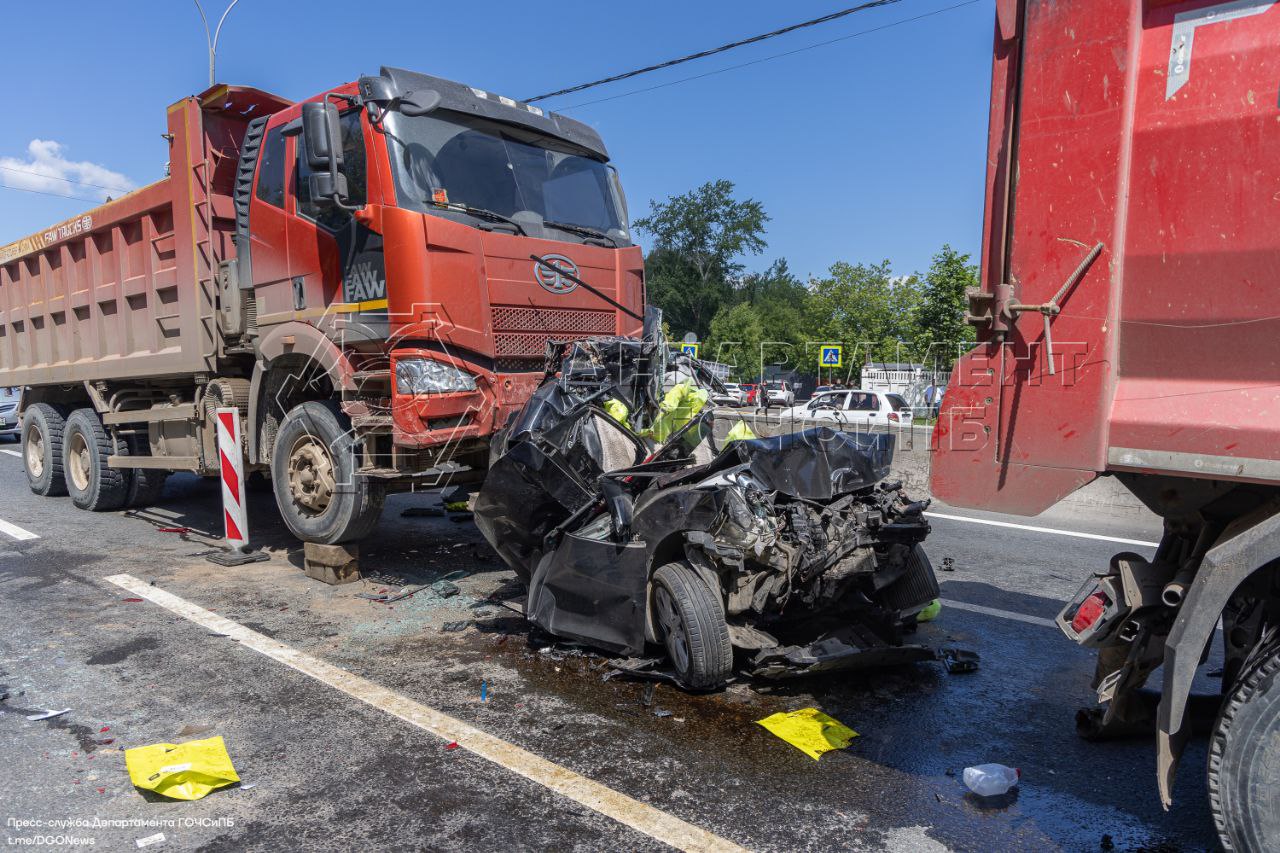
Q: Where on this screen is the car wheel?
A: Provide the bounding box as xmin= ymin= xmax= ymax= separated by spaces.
xmin=651 ymin=561 xmax=733 ymax=690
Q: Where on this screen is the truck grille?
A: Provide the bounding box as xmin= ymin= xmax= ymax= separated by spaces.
xmin=491 ymin=306 xmax=615 ymax=367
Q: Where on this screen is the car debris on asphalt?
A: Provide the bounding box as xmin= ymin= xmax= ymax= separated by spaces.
xmin=475 ymin=332 xmax=951 ymax=690
xmin=26 ymin=708 xmax=71 ymax=721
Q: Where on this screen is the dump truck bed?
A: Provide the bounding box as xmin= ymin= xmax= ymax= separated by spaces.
xmin=933 ymin=0 xmax=1280 ymax=515
xmin=0 ymin=86 xmax=289 ymax=387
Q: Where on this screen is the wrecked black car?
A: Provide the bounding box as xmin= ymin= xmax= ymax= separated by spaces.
xmin=474 ymin=336 xmax=941 ymax=689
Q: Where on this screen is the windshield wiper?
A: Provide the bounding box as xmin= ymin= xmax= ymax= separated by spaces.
xmin=543 ymin=220 xmax=617 ymax=247
xmin=432 ymin=203 xmax=526 ymax=236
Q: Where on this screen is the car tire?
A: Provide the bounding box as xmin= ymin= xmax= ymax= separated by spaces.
xmin=63 ymin=408 xmax=129 ymax=511
xmin=651 ymin=561 xmax=733 ymax=690
xmin=271 ymin=400 xmax=385 ymax=544
xmin=22 ymin=403 xmax=68 ymax=497
xmin=1209 ymin=634 xmax=1280 ymax=852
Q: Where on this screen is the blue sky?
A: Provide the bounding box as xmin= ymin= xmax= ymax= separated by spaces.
xmin=0 ymin=0 xmax=994 ymax=280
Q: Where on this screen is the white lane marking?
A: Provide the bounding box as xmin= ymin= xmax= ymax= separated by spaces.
xmin=941 ymin=599 xmax=1058 ymax=628
xmin=926 ymin=511 xmax=1159 ymax=548
xmin=0 ymin=449 xmax=21 ymax=457
xmin=0 ymin=518 xmax=39 ymax=541
xmin=104 ymin=574 xmax=747 ymax=853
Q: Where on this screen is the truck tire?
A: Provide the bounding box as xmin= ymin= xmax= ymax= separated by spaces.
xmin=120 ymin=434 xmax=168 ymax=508
xmin=271 ymin=400 xmax=384 ymax=544
xmin=63 ymin=408 xmax=129 ymax=511
xmin=1209 ymin=637 xmax=1280 ymax=852
xmin=651 ymin=561 xmax=733 ymax=690
xmin=22 ymin=403 xmax=68 ymax=497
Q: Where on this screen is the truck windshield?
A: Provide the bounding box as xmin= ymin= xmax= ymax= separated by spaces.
xmin=382 ymin=110 xmax=630 ymax=246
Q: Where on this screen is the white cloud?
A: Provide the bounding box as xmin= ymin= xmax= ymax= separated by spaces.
xmin=0 ymin=139 xmax=135 ymax=202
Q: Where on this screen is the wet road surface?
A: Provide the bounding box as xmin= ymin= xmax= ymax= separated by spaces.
xmin=0 ymin=446 xmax=1219 ymax=851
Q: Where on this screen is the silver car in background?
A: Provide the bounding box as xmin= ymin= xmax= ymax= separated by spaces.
xmin=0 ymin=387 xmax=19 ymax=441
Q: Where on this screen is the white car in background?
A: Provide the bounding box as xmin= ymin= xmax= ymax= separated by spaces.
xmin=0 ymin=387 xmax=19 ymax=441
xmin=761 ymin=381 xmax=795 ymax=407
xmin=782 ymin=389 xmax=914 ymax=428
xmin=711 ymin=382 xmax=747 ymax=406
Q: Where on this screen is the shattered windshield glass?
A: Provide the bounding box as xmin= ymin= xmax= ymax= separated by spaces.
xmin=382 ymin=109 xmax=630 ymax=245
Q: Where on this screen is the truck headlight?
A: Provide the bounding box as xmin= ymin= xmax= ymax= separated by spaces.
xmin=395 ymin=358 xmax=478 ymax=395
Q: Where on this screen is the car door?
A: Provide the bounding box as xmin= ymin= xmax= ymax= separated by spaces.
xmin=844 ymin=391 xmax=880 ymax=427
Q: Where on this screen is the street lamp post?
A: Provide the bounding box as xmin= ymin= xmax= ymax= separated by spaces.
xmin=192 ymin=0 xmax=241 ymax=87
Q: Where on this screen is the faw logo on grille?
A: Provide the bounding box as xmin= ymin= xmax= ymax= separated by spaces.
xmin=533 ymin=254 xmax=579 ymax=295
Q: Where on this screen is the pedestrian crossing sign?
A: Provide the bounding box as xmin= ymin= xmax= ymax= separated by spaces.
xmin=681 ymin=343 xmax=700 ymax=358
xmin=820 ymin=345 xmax=842 ymax=368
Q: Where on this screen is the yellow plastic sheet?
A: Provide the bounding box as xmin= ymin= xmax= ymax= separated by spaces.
xmin=125 ymin=736 xmax=240 ymax=801
xmin=918 ymin=598 xmax=942 ymax=622
xmin=602 ymin=398 xmax=631 ymax=427
xmin=756 ymin=708 xmax=858 ymax=760
xmin=646 ymin=381 xmax=709 ymax=442
xmin=723 ymin=420 xmax=757 ymax=445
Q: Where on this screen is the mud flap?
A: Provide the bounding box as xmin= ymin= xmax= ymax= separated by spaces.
xmin=1157 ymin=503 xmax=1280 ymax=807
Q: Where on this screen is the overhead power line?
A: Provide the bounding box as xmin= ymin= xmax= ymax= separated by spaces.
xmin=526 ymin=0 xmax=903 ymax=103
xmin=0 ymin=163 xmax=126 ymax=194
xmin=559 ymin=1 xmax=981 ymax=111
xmin=0 ymin=181 xmax=107 ymax=203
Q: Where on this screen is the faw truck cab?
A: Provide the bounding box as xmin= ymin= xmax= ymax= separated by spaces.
xmin=0 ymin=67 xmax=643 ymax=543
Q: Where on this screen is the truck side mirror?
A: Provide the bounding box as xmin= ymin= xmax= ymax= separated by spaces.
xmin=301 ymin=101 xmax=348 ymax=208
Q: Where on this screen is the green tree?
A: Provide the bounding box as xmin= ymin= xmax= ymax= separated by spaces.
xmin=634 ymin=180 xmax=768 ymax=339
xmin=913 ymin=245 xmax=979 ymax=369
xmin=807 ymin=260 xmax=923 ymax=373
xmin=706 ymin=302 xmax=765 ymax=380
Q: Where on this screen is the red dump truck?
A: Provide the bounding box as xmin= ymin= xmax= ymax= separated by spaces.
xmin=933 ymin=1 xmax=1280 ymax=847
xmin=0 ymin=68 xmax=643 ymax=544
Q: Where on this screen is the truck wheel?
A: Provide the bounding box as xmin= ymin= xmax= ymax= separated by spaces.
xmin=651 ymin=561 xmax=733 ymax=690
xmin=63 ymin=408 xmax=129 ymax=511
xmin=22 ymin=403 xmax=68 ymax=497
xmin=120 ymin=434 xmax=168 ymax=508
xmin=271 ymin=401 xmax=384 ymax=544
xmin=1209 ymin=638 xmax=1280 ymax=852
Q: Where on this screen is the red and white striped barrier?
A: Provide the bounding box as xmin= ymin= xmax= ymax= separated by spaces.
xmin=215 ymin=407 xmax=248 ymax=550
xmin=208 ymin=407 xmax=267 ymax=565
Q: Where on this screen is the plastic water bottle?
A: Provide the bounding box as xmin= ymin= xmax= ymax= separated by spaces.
xmin=963 ymin=764 xmax=1020 ymax=796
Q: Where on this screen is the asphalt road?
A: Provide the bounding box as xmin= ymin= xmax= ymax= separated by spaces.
xmin=0 ymin=440 xmax=1221 ymax=851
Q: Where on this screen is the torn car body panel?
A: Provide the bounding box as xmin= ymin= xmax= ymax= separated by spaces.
xmin=475 ymin=337 xmax=941 ymax=684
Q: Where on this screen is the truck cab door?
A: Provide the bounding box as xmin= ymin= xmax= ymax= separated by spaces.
xmin=288 ymin=109 xmax=384 ymax=339
xmin=246 ymin=124 xmax=292 ymax=314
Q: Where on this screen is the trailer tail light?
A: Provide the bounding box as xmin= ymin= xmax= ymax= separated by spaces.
xmin=1071 ymin=591 xmax=1109 ymax=633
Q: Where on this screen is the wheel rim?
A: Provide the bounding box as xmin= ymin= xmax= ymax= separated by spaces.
xmin=25 ymin=427 xmax=44 ymax=478
xmin=654 ymin=585 xmax=691 ymax=674
xmin=287 ymin=434 xmax=336 ymax=517
xmin=68 ymin=431 xmax=90 ymax=492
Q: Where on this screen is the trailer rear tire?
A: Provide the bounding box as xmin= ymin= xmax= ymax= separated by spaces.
xmin=652 ymin=561 xmax=733 ymax=690
xmin=22 ymin=403 xmax=68 ymax=497
xmin=1209 ymin=636 xmax=1280 ymax=852
xmin=271 ymin=401 xmax=384 ymax=544
xmin=63 ymin=408 xmax=129 ymax=511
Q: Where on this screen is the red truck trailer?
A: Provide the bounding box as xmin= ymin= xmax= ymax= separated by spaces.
xmin=932 ymin=1 xmax=1280 ymax=847
xmin=0 ymin=68 xmax=643 ymax=544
